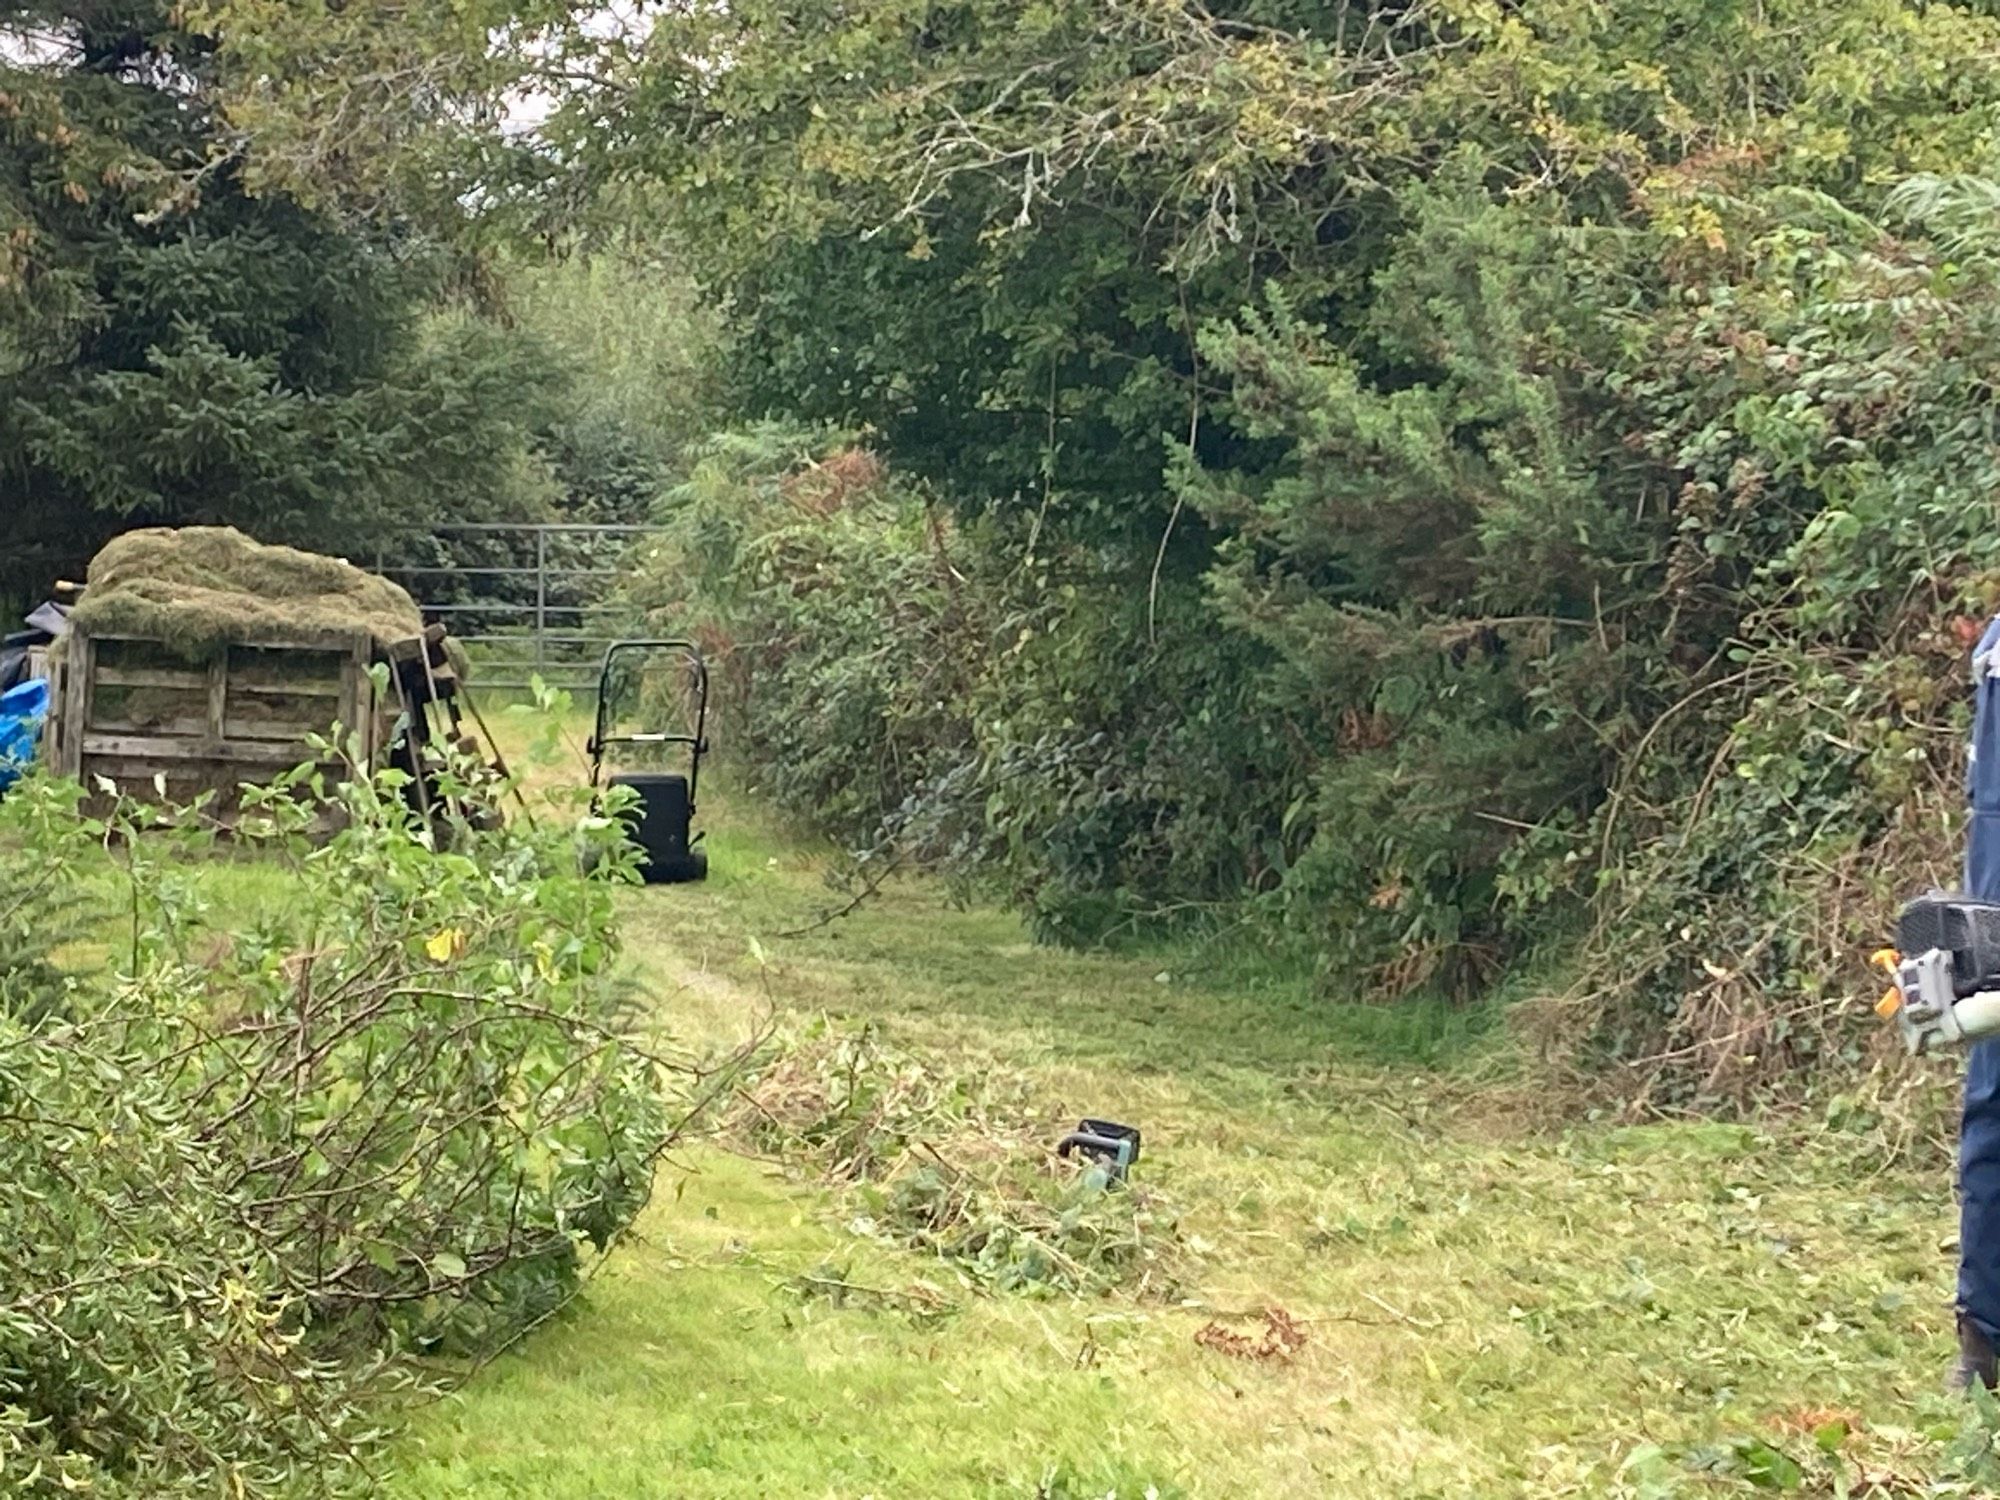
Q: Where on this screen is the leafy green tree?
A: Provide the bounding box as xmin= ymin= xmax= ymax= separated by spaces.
xmin=0 ymin=1 xmax=564 ymax=604
xmin=509 ymin=245 xmax=726 ymax=524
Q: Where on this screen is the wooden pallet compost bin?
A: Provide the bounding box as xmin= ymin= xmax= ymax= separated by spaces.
xmin=46 ymin=624 xmax=389 ymax=816
xmin=39 ymin=526 xmax=439 ymax=820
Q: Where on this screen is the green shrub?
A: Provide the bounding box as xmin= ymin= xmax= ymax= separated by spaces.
xmin=1546 ymin=191 xmax=2000 ymax=1107
xmin=0 ymin=997 xmax=369 ymax=1497
xmin=624 ymin=424 xmax=1304 ymax=945
xmin=625 ymin=422 xmax=991 ymax=844
xmin=0 ymin=763 xmax=676 ymax=1495
xmin=0 ymin=775 xmax=97 ymax=1023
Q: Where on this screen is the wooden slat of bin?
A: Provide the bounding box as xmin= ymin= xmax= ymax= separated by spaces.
xmin=56 ymin=635 xmax=91 ymax=776
xmin=223 ymin=714 xmax=331 ymax=744
xmin=92 ymin=665 xmax=210 ymax=691
xmin=231 ymin=680 xmax=344 ymax=699
xmin=230 ymin=657 xmax=347 ymax=693
xmin=89 ymin=714 xmax=214 ymax=739
xmin=80 ymin=761 xmax=344 ymax=813
xmin=89 ymin=628 xmax=370 ymax=654
xmin=81 ymin=732 xmax=321 ymax=767
xmin=206 ymin=658 xmax=227 ymax=738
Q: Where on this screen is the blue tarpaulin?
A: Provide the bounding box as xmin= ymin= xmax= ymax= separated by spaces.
xmin=0 ymin=677 xmax=49 ymax=793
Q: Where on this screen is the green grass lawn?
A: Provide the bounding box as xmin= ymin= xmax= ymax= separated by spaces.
xmin=374 ymin=766 xmax=1992 ymax=1498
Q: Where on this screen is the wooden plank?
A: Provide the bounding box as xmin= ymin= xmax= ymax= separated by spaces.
xmin=88 ymin=679 xmax=209 ymax=729
xmin=206 ymin=657 xmax=227 ymax=738
xmin=229 ymin=648 xmax=347 ymax=691
xmin=87 ymin=627 xmax=374 ymax=655
xmin=45 ymin=655 xmax=66 ymax=772
xmin=336 ymin=647 xmax=358 ymax=760
xmin=362 ymin=670 xmax=386 ymax=765
xmin=91 ymin=666 xmax=210 ymax=691
xmin=43 ymin=655 xmax=59 ymax=768
xmin=347 ymin=638 xmax=377 ymax=764
xmin=78 ymin=764 xmax=340 ymax=828
xmin=57 ymin=629 xmax=92 ymax=776
xmin=90 ymin=714 xmax=213 ymax=739
xmin=223 ymin=713 xmax=328 ymax=743
xmin=83 ymin=757 xmax=341 ymax=786
xmin=83 ymin=764 xmax=236 ymax=800
xmin=222 ymin=655 xmax=348 ymax=743
xmin=230 ymin=681 xmax=344 ymax=700
xmin=81 ymin=732 xmax=318 ymax=767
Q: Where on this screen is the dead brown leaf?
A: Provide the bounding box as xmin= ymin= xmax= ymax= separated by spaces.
xmin=1195 ymin=1307 xmax=1309 ymax=1364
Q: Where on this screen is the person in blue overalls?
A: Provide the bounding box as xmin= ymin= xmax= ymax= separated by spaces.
xmin=1956 ymin=617 xmax=2000 ymax=1388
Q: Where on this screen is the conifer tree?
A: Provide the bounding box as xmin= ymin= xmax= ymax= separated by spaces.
xmin=0 ymin=2 xmax=558 ymax=602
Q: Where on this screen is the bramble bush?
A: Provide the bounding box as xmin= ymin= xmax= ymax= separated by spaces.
xmin=0 ymin=759 xmax=679 ymax=1496
xmin=625 ymin=423 xmax=993 ymax=849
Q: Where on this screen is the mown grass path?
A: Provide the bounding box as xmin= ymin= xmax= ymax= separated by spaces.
xmin=389 ymin=798 xmax=1973 ymax=1498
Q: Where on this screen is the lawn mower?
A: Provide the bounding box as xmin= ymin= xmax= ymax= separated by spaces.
xmin=588 ymin=639 xmax=709 ymax=884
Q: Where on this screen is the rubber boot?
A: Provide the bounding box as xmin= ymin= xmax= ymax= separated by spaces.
xmin=1952 ymin=1312 xmax=1999 ymax=1393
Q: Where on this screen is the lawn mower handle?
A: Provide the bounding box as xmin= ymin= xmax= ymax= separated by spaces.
xmin=587 ymin=640 xmax=708 ymax=802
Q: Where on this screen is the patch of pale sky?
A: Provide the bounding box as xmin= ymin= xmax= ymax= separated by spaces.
xmin=2 ymin=5 xmax=687 ymax=172
xmin=0 ymin=21 xmax=75 ymax=66
xmin=500 ymin=2 xmax=666 ymax=136
xmin=3 ymin=6 xmax=665 ymax=135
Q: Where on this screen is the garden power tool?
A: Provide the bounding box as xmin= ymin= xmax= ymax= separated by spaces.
xmin=1056 ymin=1119 xmax=1142 ymax=1183
xmin=1872 ymin=892 xmax=2000 ymax=1053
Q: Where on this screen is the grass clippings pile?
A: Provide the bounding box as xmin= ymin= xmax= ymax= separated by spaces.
xmin=727 ymin=1015 xmax=1189 ymax=1297
xmin=72 ymin=526 xmax=426 ymax=661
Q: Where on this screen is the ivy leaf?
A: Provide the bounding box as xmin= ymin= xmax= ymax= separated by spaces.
xmin=1735 ymin=1438 xmax=1802 ymax=1490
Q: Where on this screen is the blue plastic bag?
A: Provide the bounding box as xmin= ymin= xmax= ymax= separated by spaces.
xmin=0 ymin=677 xmax=50 ymax=793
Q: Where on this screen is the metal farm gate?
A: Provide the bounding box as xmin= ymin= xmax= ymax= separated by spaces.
xmin=370 ymin=523 xmax=663 ymax=698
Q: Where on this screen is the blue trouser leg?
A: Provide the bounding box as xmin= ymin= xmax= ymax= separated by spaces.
xmin=1958 ymin=625 xmax=2000 ymax=1339
xmin=1965 ymin=1037 xmax=2000 ymax=1340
